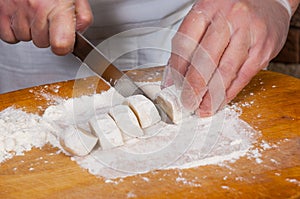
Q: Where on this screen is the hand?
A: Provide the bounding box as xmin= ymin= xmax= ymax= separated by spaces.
xmin=162 ymin=0 xmax=291 ymax=117
xmin=0 ymin=0 xmax=93 ymax=55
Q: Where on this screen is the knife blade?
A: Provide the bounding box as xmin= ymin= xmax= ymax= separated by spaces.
xmin=73 ymin=32 xmax=145 ymax=97
xmin=72 ymin=32 xmax=172 ymax=123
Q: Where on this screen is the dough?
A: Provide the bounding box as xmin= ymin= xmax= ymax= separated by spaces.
xmin=89 ymin=114 xmax=124 ymax=150
xmin=124 ymin=95 xmax=161 ymax=128
xmin=135 ymin=82 xmax=161 ymax=101
xmin=109 ymin=104 xmax=144 ymax=138
xmin=155 ymin=86 xmax=191 ymax=124
xmin=60 ymin=126 xmax=98 ymax=156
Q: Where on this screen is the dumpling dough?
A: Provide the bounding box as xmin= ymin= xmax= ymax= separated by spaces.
xmin=124 ymin=95 xmax=161 ymax=128
xmin=109 ymin=105 xmax=144 ymax=138
xmin=155 ymin=86 xmax=191 ymax=124
xmin=60 ymin=126 xmax=98 ymax=156
xmin=135 ymin=82 xmax=161 ymax=101
xmin=89 ymin=114 xmax=124 ymax=150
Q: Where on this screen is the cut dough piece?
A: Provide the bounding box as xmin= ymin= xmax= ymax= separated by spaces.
xmin=135 ymin=82 xmax=161 ymax=101
xmin=155 ymin=86 xmax=191 ymax=124
xmin=109 ymin=105 xmax=144 ymax=138
xmin=89 ymin=114 xmax=124 ymax=150
xmin=124 ymin=95 xmax=161 ymax=128
xmin=60 ymin=126 xmax=98 ymax=156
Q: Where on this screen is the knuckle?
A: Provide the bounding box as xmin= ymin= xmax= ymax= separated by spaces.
xmin=172 ymin=34 xmax=187 ymax=50
xmin=219 ymin=59 xmax=236 ymax=76
xmin=78 ymin=12 xmax=93 ymax=27
xmin=51 ymin=40 xmax=72 ymax=55
xmin=192 ymin=0 xmax=210 ymax=12
xmin=27 ymin=0 xmax=38 ymax=9
xmin=172 ymin=34 xmax=196 ymax=57
xmin=250 ymin=17 xmax=268 ymax=41
xmin=232 ymin=1 xmax=250 ymax=13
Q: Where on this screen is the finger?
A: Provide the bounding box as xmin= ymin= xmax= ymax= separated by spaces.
xmin=31 ymin=5 xmax=50 ymax=48
xmin=218 ymin=32 xmax=250 ymax=87
xmin=10 ymin=10 xmax=31 ymax=41
xmin=198 ymin=1 xmax=253 ymax=114
xmin=225 ymin=52 xmax=266 ymax=104
xmin=192 ymin=12 xmax=232 ymax=79
xmin=196 ymin=70 xmax=225 ymax=117
xmin=75 ymin=0 xmax=93 ymax=32
xmin=181 ymin=13 xmax=231 ymax=111
xmin=196 ymin=30 xmax=250 ymax=116
xmin=48 ymin=1 xmax=76 ymax=55
xmin=180 ymin=65 xmax=208 ymax=112
xmin=0 ymin=15 xmax=18 ymax=43
xmin=224 ymin=0 xmax=274 ymax=104
xmin=161 ymin=63 xmax=174 ymax=89
xmin=168 ymin=6 xmax=211 ymax=89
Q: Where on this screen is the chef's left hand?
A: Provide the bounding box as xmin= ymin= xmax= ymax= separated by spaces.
xmin=162 ymin=0 xmax=292 ymax=117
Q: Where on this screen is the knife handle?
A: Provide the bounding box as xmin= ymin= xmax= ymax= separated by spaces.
xmin=73 ymin=33 xmax=141 ymax=95
xmin=73 ymin=32 xmax=123 ymax=86
xmin=73 ymin=32 xmax=93 ymax=62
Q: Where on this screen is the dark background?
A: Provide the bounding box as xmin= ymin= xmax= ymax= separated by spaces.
xmin=270 ymin=6 xmax=300 ymax=78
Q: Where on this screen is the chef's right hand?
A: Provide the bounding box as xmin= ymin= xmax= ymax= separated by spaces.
xmin=0 ymin=0 xmax=93 ymax=55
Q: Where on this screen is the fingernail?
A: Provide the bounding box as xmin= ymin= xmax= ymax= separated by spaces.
xmin=195 ymin=108 xmax=213 ymax=118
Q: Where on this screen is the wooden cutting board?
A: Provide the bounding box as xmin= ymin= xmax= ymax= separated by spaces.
xmin=0 ymin=68 xmax=299 ymax=199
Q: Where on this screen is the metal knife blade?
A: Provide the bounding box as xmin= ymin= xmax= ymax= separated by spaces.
xmin=72 ymin=32 xmax=173 ymax=123
xmin=72 ymin=32 xmax=144 ymax=97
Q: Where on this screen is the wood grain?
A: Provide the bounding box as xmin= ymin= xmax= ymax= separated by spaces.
xmin=0 ymin=69 xmax=299 ymax=199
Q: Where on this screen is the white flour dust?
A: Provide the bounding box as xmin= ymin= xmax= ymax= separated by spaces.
xmin=0 ymin=108 xmax=57 ymax=163
xmin=0 ymin=82 xmax=257 ymax=179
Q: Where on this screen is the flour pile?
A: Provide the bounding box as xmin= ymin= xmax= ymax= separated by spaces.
xmin=0 ymin=83 xmax=257 ymax=179
xmin=0 ymin=108 xmax=57 ymax=163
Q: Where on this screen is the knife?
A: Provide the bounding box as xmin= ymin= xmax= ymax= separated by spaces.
xmin=72 ymin=32 xmax=144 ymax=97
xmin=72 ymin=32 xmax=172 ymax=123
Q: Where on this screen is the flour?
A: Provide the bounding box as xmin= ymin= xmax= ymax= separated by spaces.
xmin=0 ymin=82 xmax=258 ymax=180
xmin=72 ymin=105 xmax=256 ymax=179
xmin=0 ymin=107 xmax=57 ymax=163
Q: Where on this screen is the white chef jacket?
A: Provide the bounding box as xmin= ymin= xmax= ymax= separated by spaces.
xmin=0 ymin=0 xmax=195 ymax=94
